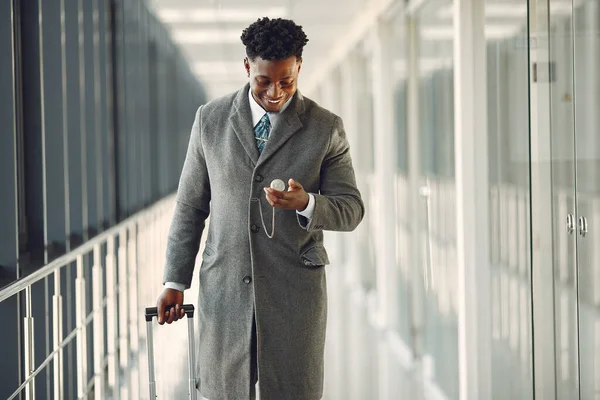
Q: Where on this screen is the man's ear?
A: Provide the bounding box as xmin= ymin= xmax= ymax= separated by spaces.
xmin=297 ymin=57 xmax=303 ymax=74
xmin=244 ymin=58 xmax=251 ymax=76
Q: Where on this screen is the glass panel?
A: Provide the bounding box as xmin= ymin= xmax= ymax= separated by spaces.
xmin=484 ymin=1 xmax=533 ymax=398
xmin=573 ymin=0 xmax=600 ymax=398
xmin=417 ymin=1 xmax=458 ymax=398
xmin=548 ymin=1 xmax=579 ymax=397
xmin=391 ymin=10 xmax=412 ymax=346
xmin=83 ymin=0 xmax=98 ymax=237
xmin=0 ymin=0 xmax=18 ymax=278
xmin=65 ymin=0 xmax=84 ymax=246
xmin=355 ymin=46 xmax=378 ymax=292
xmin=41 ymin=0 xmax=67 ymax=260
xmin=0 ymin=2 xmax=20 ymax=397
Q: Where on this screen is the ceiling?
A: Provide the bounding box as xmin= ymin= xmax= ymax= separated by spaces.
xmin=149 ymin=0 xmax=365 ymax=99
xmin=148 ymin=0 xmax=550 ymax=99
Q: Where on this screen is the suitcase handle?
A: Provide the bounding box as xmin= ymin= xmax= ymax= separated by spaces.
xmin=145 ymin=304 xmax=195 ymax=321
xmin=145 ymin=304 xmax=197 ymax=399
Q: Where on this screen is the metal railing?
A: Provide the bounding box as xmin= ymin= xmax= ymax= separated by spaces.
xmin=0 ymin=194 xmax=176 ymax=400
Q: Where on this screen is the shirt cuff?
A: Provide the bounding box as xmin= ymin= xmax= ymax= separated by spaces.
xmin=296 ymin=193 xmax=315 ymax=219
xmin=164 ymin=282 xmax=186 ymax=292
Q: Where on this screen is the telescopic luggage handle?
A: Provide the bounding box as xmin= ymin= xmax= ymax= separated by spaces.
xmin=145 ymin=304 xmax=195 ymax=320
xmin=145 ymin=304 xmax=197 ymax=400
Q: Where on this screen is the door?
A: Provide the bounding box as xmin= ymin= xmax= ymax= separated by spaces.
xmin=572 ymin=0 xmax=600 ymax=398
xmin=546 ymin=0 xmax=579 ymax=397
xmin=536 ymin=0 xmax=600 ymax=398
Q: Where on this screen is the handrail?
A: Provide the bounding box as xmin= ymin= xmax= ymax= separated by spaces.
xmin=0 ymin=193 xmax=177 ymax=399
xmin=0 ymin=194 xmax=175 ymax=303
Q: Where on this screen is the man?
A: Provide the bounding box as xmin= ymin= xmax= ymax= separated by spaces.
xmin=156 ymin=17 xmax=364 ymax=400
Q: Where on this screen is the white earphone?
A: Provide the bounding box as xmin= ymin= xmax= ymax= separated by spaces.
xmin=252 ymin=179 xmax=286 ymax=239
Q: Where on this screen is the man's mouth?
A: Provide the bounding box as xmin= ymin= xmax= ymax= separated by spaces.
xmin=265 ymin=97 xmax=284 ymax=105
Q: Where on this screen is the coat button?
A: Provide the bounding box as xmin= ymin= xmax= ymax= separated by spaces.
xmin=251 ymin=224 xmax=259 ymax=233
xmin=255 ymin=174 xmax=264 ymax=182
xmin=243 ymin=276 xmax=252 ymax=284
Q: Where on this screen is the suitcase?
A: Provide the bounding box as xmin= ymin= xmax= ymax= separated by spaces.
xmin=145 ymin=304 xmax=197 ymax=400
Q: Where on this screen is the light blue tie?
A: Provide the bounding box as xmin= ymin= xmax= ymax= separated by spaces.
xmin=254 ymin=113 xmax=271 ymax=153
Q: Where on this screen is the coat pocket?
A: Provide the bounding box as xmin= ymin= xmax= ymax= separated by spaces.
xmin=203 ymin=243 xmax=215 ymax=257
xmin=299 ymin=245 xmax=330 ymax=267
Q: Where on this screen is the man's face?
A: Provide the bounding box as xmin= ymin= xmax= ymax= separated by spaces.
xmin=245 ymin=55 xmax=302 ymax=113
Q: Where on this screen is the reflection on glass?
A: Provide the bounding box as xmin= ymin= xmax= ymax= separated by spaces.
xmin=418 ymin=1 xmax=458 ymax=397
xmin=354 ymin=47 xmax=378 ymax=293
xmin=391 ymin=6 xmax=412 ymax=346
xmin=485 ymin=2 xmax=533 ymax=397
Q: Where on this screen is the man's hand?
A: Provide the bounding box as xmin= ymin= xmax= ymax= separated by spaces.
xmin=264 ymin=178 xmax=309 ymax=211
xmin=156 ymin=288 xmax=185 ymax=325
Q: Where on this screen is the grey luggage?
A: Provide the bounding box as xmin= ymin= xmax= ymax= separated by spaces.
xmin=144 ymin=305 xmax=197 ymax=399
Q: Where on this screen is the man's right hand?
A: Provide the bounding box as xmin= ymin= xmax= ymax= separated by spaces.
xmin=156 ymin=288 xmax=185 ymax=325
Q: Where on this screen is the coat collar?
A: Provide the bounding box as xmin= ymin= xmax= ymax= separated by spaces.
xmin=230 ymin=83 xmax=305 ymax=167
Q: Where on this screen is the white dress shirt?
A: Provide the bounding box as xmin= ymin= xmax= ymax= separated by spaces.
xmin=165 ymin=89 xmax=315 ymax=293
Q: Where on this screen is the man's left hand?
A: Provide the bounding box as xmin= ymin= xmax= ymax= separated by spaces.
xmin=264 ymin=178 xmax=309 ymax=211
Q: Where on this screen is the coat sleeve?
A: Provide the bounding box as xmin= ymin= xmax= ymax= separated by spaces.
xmin=297 ymin=116 xmax=365 ymax=232
xmin=163 ymin=106 xmax=211 ymax=289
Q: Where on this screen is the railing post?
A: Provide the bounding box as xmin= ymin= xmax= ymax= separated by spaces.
xmin=118 ymin=229 xmax=129 ymax=400
xmin=24 ymin=287 xmax=36 ymax=400
xmin=106 ymin=235 xmax=118 ymax=397
xmin=75 ymin=254 xmax=87 ymax=399
xmin=53 ymin=270 xmax=64 ymax=399
xmin=128 ymin=223 xmax=139 ymax=399
xmin=92 ymin=243 xmax=105 ymax=399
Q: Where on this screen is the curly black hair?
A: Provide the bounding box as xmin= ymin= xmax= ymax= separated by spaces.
xmin=241 ymin=17 xmax=309 ymax=61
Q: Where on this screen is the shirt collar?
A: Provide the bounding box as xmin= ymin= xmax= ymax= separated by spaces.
xmin=248 ymin=88 xmax=294 ymax=127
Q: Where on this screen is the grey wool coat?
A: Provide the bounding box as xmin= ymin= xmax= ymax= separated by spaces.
xmin=163 ymin=83 xmax=364 ymax=400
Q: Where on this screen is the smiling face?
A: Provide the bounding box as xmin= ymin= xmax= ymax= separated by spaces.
xmin=245 ymin=55 xmax=302 ymax=113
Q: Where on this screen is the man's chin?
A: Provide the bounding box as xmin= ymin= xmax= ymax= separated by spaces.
xmin=262 ymin=103 xmax=283 ymax=113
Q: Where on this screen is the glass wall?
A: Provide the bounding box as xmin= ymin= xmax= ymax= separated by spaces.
xmin=392 ymin=11 xmax=412 ymax=348
xmin=0 ymin=2 xmax=19 ymax=398
xmin=485 ymin=2 xmax=533 ymax=398
xmin=317 ymin=1 xmax=536 ymax=399
xmin=355 ymin=44 xmax=378 ymax=293
xmin=417 ymin=1 xmax=458 ymax=397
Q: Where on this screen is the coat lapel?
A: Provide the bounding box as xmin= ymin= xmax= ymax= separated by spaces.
xmin=257 ymin=90 xmax=305 ymax=166
xmin=229 ymin=84 xmax=260 ymax=165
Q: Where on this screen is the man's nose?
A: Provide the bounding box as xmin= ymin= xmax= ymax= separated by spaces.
xmin=268 ymin=84 xmax=281 ymax=99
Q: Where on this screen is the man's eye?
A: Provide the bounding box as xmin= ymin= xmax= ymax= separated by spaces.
xmin=281 ymin=81 xmax=292 ymax=87
xmin=257 ymin=80 xmax=269 ymax=86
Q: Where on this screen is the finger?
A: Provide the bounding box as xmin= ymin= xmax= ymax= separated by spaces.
xmin=157 ymin=301 xmax=165 ymax=325
xmin=265 ymin=189 xmax=284 ymax=204
xmin=264 ymin=189 xmax=275 ymax=206
xmin=175 ymin=304 xmax=183 ymax=321
xmin=288 ymin=179 xmax=302 ymax=190
xmin=166 ymin=306 xmax=176 ymax=324
xmin=273 ymin=194 xmax=287 ymax=206
xmin=173 ymin=304 xmax=180 ymax=322
xmin=264 ymin=186 xmax=283 ymax=196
